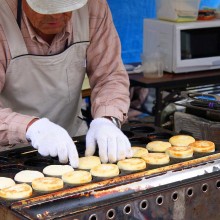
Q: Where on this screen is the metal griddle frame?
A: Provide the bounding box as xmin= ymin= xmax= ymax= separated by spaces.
xmin=0 ymin=123 xmax=220 ymax=219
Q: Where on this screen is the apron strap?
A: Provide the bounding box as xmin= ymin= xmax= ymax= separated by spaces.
xmin=17 ymin=0 xmax=22 ymax=29
xmin=73 ymin=3 xmax=90 ymax=43
xmin=0 ymin=0 xmax=28 ymax=58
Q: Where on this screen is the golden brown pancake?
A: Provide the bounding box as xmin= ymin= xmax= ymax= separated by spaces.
xmin=169 ymin=135 xmax=195 ymax=147
xmin=146 ymin=141 xmax=171 ymax=152
xmin=0 ymin=183 xmax=32 ymax=200
xmin=32 ymin=177 xmax=63 ymax=191
xmin=90 ymin=164 xmax=119 ymax=178
xmin=62 ymin=170 xmax=92 ymax=184
xmin=166 ymin=146 xmax=193 ymax=158
xmin=78 ymin=156 xmax=101 ymax=170
xmin=189 ymin=140 xmax=215 ymax=153
xmin=131 ymin=146 xmax=148 ymax=157
xmin=117 ymin=158 xmax=146 ymax=171
xmin=142 ymin=153 xmax=170 ymax=165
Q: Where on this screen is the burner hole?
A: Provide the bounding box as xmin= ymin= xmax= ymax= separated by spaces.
xmin=139 ymin=200 xmax=148 ymax=210
xmin=128 ymin=120 xmax=141 ymax=124
xmin=201 ymin=183 xmax=208 ymax=192
xmin=130 ymin=126 xmax=155 ymax=133
xmin=0 ymin=164 xmax=24 ymax=174
xmin=123 ymin=204 xmax=132 ymax=215
xmin=172 ymin=192 xmax=178 ymax=201
xmin=106 ymin=209 xmax=115 ymax=219
xmin=0 ymin=156 xmax=9 ymax=164
xmin=0 ymin=156 xmax=8 ymax=161
xmin=129 ymin=137 xmax=149 ymax=145
xmin=122 ymin=130 xmax=134 ymax=138
xmin=156 ymin=195 xmax=164 ymax=205
xmin=147 ymin=132 xmax=172 ymax=140
xmin=24 ymin=158 xmax=53 ymax=167
xmin=89 ymin=214 xmax=98 ymax=220
xmin=187 ymin=187 xmax=193 ymax=197
xmin=216 ymin=180 xmax=220 ymax=189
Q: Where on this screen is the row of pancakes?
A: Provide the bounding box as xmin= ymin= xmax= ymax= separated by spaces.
xmin=0 ymin=135 xmax=215 ymax=200
xmin=133 ymin=135 xmax=215 ymax=165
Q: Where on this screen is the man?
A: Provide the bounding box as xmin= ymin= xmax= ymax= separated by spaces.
xmin=0 ymin=0 xmax=132 ymax=167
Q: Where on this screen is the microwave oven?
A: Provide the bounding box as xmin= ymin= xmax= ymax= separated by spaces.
xmin=143 ymin=19 xmax=220 ymax=73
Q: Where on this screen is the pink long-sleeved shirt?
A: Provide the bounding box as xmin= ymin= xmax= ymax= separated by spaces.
xmin=0 ymin=0 xmax=130 ymax=145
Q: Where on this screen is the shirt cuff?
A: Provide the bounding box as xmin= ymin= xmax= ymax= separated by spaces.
xmin=8 ymin=114 xmax=38 ymax=144
xmin=93 ymin=105 xmax=128 ymax=123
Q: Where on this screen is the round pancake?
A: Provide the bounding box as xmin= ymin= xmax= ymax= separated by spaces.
xmin=90 ymin=164 xmax=119 ymax=178
xmin=141 ymin=153 xmax=170 ymax=165
xmin=78 ymin=156 xmax=101 ymax=170
xmin=189 ymin=140 xmax=215 ymax=153
xmin=43 ymin=165 xmax=74 ymax=176
xmin=166 ymin=146 xmax=193 ymax=159
xmin=32 ymin=177 xmax=63 ymax=191
xmin=62 ymin=170 xmax=92 ymax=184
xmin=169 ymin=135 xmax=195 ymax=147
xmin=146 ymin=141 xmax=171 ymax=152
xmin=117 ymin=158 xmax=146 ymax=171
xmin=131 ymin=146 xmax=148 ymax=157
xmin=0 ymin=183 xmax=32 ymax=200
xmin=14 ymin=170 xmax=44 ymax=183
xmin=0 ymin=177 xmax=15 ymax=190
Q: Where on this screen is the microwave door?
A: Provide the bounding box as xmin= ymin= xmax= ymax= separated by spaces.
xmin=177 ymin=56 xmax=220 ymax=73
xmin=181 ymin=28 xmax=220 ymax=60
xmin=181 ymin=31 xmax=191 ymax=59
xmin=175 ymin=27 xmax=220 ymax=73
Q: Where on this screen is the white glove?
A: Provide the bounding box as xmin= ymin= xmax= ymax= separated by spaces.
xmin=26 ymin=118 xmax=79 ymax=168
xmin=86 ymin=118 xmax=132 ymax=163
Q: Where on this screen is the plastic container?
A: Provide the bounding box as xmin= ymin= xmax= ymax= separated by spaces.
xmin=156 ymin=0 xmax=201 ymax=22
xmin=141 ymin=53 xmax=163 ymax=78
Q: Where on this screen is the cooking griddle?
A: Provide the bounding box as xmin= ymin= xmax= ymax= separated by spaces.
xmin=0 ymin=123 xmax=219 ymax=220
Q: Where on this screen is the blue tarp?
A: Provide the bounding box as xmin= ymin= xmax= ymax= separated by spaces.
xmin=200 ymin=0 xmax=220 ymax=9
xmin=108 ymin=0 xmax=156 ymax=63
xmin=108 ymin=0 xmax=220 ymax=63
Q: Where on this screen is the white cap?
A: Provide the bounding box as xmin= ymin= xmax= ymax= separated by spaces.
xmin=26 ymin=0 xmax=88 ymax=14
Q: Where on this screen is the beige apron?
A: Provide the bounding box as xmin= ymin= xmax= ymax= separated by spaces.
xmin=0 ymin=0 xmax=90 ymax=137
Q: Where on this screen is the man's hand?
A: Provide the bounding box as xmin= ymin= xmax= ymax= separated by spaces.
xmin=26 ymin=118 xmax=79 ymax=168
xmin=86 ymin=118 xmax=132 ymax=163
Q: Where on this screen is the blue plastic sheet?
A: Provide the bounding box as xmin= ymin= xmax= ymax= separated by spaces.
xmin=108 ymin=0 xmax=156 ymax=63
xmin=108 ymin=0 xmax=220 ymax=63
xmin=200 ymin=0 xmax=220 ymax=9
